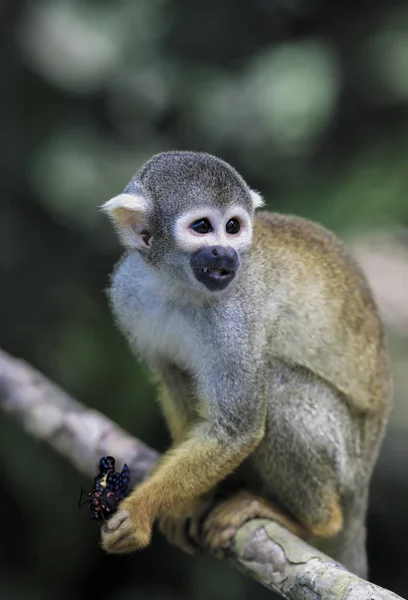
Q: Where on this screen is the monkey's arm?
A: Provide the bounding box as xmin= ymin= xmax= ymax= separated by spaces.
xmin=101 ymin=362 xmax=267 ymax=554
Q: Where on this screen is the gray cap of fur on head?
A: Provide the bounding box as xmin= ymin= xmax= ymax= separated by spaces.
xmin=123 ymin=151 xmax=260 ymax=218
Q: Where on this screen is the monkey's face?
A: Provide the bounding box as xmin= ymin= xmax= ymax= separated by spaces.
xmin=172 ymin=206 xmax=252 ymax=292
xmin=101 ymin=151 xmax=264 ymax=295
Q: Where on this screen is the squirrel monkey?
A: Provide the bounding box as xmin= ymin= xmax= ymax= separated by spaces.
xmin=101 ymin=151 xmax=391 ymax=577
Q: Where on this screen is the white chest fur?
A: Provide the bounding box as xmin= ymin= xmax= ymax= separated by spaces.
xmin=109 ymin=253 xmax=201 ymax=370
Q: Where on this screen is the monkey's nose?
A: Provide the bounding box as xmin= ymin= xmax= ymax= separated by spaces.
xmin=209 ymin=246 xmax=236 ymax=260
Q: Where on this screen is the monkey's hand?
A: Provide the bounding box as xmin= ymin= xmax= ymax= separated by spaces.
xmin=158 ymin=494 xmax=213 ymax=555
xmin=101 ymin=493 xmax=153 ymax=554
xmin=101 ymin=417 xmax=265 ymax=554
xmin=202 ymin=490 xmax=306 ymax=557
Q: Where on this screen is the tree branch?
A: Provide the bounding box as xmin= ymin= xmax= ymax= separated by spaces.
xmin=0 ymin=348 xmax=403 ymax=600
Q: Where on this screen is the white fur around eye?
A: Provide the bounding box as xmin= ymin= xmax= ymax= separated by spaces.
xmin=173 ymin=207 xmax=253 ymax=253
xmin=224 ymin=206 xmax=253 ymax=249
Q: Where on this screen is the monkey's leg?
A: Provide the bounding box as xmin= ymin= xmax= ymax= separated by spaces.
xmin=202 ymin=490 xmax=306 ymax=556
xmin=157 ymin=494 xmax=213 ymax=555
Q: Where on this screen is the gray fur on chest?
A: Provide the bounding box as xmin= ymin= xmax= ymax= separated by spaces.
xmin=109 ymin=253 xmax=245 ymax=372
xmin=109 ymin=254 xmax=194 ymax=368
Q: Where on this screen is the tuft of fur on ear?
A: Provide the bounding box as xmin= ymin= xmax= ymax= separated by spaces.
xmin=250 ymin=189 xmax=265 ymax=210
xmin=101 ymin=193 xmax=152 ymax=249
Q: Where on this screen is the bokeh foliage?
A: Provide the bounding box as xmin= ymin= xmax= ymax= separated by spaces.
xmin=1 ymin=0 xmax=408 ymax=598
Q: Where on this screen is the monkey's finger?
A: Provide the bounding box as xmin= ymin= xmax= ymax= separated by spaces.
xmin=101 ymin=508 xmax=150 ymax=554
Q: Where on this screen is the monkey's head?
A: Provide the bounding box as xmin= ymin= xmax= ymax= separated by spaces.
xmin=102 ymin=151 xmax=264 ymax=294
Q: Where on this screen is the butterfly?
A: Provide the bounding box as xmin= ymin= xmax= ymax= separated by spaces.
xmin=79 ymin=456 xmax=130 ymax=523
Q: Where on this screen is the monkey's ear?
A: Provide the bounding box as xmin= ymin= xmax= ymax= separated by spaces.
xmin=101 ymin=193 xmax=152 ymax=249
xmin=250 ymin=190 xmax=265 ymax=210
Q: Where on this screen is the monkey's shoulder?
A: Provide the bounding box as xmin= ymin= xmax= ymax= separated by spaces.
xmin=254 ymin=211 xmax=352 ymax=265
xmin=254 ymin=211 xmax=377 ymax=314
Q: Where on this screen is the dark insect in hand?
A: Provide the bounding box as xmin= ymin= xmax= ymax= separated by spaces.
xmin=79 ymin=456 xmax=130 ymax=523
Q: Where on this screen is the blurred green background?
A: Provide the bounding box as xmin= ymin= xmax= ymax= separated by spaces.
xmin=1 ymin=0 xmax=408 ymax=598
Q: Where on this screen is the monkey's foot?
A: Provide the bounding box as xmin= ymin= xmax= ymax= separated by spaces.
xmin=101 ymin=502 xmax=152 ymax=554
xmin=158 ymin=496 xmax=213 ymax=555
xmin=202 ymin=490 xmax=304 ymax=557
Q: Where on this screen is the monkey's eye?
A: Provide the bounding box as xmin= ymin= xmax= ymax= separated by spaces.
xmin=190 ymin=219 xmax=212 ymax=234
xmin=226 ymin=219 xmax=240 ymax=234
